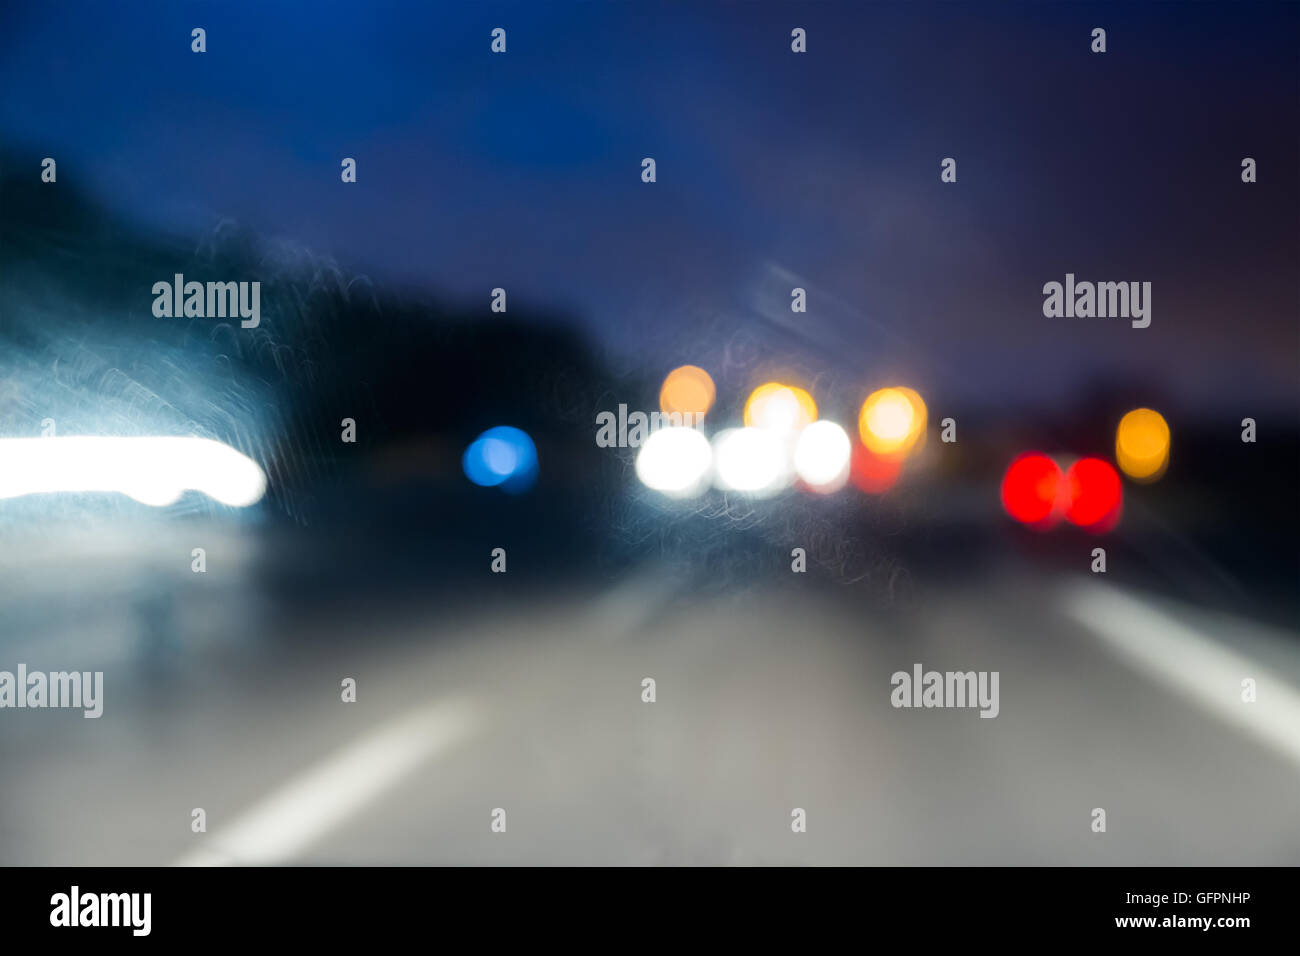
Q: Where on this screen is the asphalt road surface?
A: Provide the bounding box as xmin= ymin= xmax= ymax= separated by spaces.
xmin=1 ymin=518 xmax=1297 ymax=866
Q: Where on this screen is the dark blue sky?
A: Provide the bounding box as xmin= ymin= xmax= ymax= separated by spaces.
xmin=2 ymin=1 xmax=1296 ymax=413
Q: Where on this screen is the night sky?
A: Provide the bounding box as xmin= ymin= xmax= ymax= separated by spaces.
xmin=2 ymin=1 xmax=1296 ymax=414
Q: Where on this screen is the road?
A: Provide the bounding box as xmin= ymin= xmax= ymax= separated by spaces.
xmin=1 ymin=516 xmax=1297 ymax=866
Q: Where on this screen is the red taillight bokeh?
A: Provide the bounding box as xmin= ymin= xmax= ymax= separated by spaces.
xmin=850 ymin=442 xmax=902 ymax=494
xmin=1000 ymin=453 xmax=1061 ymax=526
xmin=1064 ymin=457 xmax=1122 ymax=530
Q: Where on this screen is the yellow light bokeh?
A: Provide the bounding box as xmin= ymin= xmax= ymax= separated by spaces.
xmin=858 ymin=387 xmax=927 ymax=457
xmin=659 ymin=365 xmax=716 ymax=420
xmin=1116 ymin=407 xmax=1170 ymax=482
xmin=744 ymin=382 xmax=817 ymax=433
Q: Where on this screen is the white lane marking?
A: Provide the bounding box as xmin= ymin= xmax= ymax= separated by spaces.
xmin=173 ymin=569 xmax=673 ymax=866
xmin=173 ymin=698 xmax=477 ymax=866
xmin=1061 ymin=581 xmax=1300 ymax=768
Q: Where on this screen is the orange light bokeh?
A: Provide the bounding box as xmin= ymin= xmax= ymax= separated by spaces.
xmin=1115 ymin=408 xmax=1170 ymax=482
xmin=659 ymin=365 xmax=716 ymax=420
xmin=744 ymin=382 xmax=817 ymax=433
xmin=858 ymin=387 xmax=926 ymax=457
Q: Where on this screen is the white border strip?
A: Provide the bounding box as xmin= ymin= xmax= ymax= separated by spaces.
xmin=1061 ymin=581 xmax=1300 ymax=768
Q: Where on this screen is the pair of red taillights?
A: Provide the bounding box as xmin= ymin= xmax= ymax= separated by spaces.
xmin=1000 ymin=453 xmax=1122 ymax=532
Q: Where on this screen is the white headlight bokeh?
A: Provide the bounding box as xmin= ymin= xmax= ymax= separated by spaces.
xmin=635 ymin=426 xmax=713 ymax=497
xmin=0 ymin=437 xmax=267 ymax=507
xmin=793 ymin=420 xmax=851 ymax=492
xmin=711 ymin=427 xmax=791 ymax=496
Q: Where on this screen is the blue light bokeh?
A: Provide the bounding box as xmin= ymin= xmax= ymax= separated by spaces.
xmin=462 ymin=426 xmax=538 ymax=493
